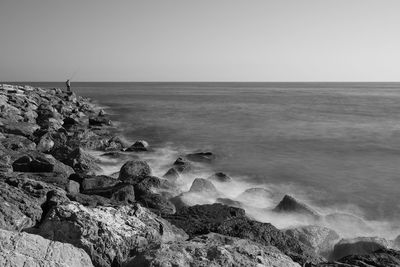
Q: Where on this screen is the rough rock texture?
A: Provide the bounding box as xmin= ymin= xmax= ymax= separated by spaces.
xmin=172 ymin=157 xmax=192 ymax=173
xmin=331 ymin=237 xmax=389 ymax=260
xmin=127 ymin=233 xmax=301 ymax=267
xmin=274 ymin=195 xmax=320 ymax=219
xmin=65 ymin=147 xmax=102 ymax=174
xmin=119 ymin=160 xmax=151 ymax=184
xmin=0 ymin=228 xmax=93 ymax=267
xmin=37 ymin=202 xmax=188 ymax=267
xmin=285 ymin=225 xmax=340 ymax=259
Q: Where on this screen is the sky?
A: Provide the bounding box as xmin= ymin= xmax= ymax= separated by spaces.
xmin=0 ymin=0 xmax=400 ymax=82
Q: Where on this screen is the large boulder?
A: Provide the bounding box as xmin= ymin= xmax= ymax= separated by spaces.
xmin=273 ymin=195 xmax=320 ymax=219
xmin=0 ymin=228 xmax=93 ymax=267
xmin=65 ymin=147 xmax=102 ymax=174
xmin=331 ymin=237 xmax=390 ymax=260
xmin=37 ymin=202 xmax=188 ymax=267
xmin=285 ymin=225 xmax=340 ymax=259
xmin=119 ymin=160 xmax=151 ymax=184
xmin=128 ymin=233 xmax=300 ymax=267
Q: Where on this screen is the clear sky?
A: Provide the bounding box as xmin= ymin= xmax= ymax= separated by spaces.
xmin=1 ymin=0 xmax=400 ymax=82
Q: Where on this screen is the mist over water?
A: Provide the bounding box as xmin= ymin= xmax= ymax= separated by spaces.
xmin=29 ymin=82 xmax=400 ymax=239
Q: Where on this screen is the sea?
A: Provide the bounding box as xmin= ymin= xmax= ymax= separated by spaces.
xmin=19 ymin=82 xmax=400 ymax=239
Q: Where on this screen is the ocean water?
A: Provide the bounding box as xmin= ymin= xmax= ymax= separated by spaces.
xmin=26 ymin=82 xmax=400 ymax=237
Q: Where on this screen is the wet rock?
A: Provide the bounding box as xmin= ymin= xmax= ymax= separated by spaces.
xmin=101 ymin=151 xmax=128 ymax=159
xmin=186 ymin=151 xmax=216 ymax=163
xmin=237 ymin=187 xmax=274 ymax=208
xmin=173 ymin=157 xmax=192 ymax=173
xmin=127 ymin=233 xmax=300 ymax=267
xmin=0 ymin=228 xmax=94 ymax=267
xmin=135 ymin=176 xmax=161 ymax=197
xmin=37 ymin=202 xmax=188 ymax=267
xmin=119 ymin=160 xmax=151 ymax=184
xmin=189 ymin=178 xmax=218 ymax=194
xmin=285 ymin=225 xmax=340 ymax=259
xmin=162 ymin=167 xmax=180 ymax=182
xmin=65 ymin=147 xmax=102 ymax=174
xmin=331 ymin=237 xmax=389 ymax=260
xmin=274 ymin=195 xmax=320 ymax=219
xmin=126 ymin=140 xmax=149 ymax=152
xmin=139 ymin=193 xmax=176 ymax=215
xmin=89 ymin=116 xmax=111 ymax=126
xmin=208 ymin=172 xmax=232 ymax=182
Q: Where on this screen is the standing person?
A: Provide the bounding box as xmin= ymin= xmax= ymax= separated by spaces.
xmin=66 ymin=79 xmax=71 ymax=92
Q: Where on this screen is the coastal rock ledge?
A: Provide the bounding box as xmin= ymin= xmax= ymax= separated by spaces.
xmin=0 ymin=84 xmax=400 ymax=267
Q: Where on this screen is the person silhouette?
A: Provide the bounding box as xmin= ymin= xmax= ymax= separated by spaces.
xmin=66 ymin=79 xmax=71 ymax=92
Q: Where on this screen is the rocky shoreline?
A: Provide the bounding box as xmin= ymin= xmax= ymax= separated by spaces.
xmin=0 ymin=83 xmax=399 ymax=266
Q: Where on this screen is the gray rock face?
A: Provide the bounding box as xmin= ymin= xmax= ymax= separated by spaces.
xmin=0 ymin=228 xmax=93 ymax=267
xmin=37 ymin=202 xmax=188 ymax=267
xmin=0 ymin=120 xmax=40 ymax=137
xmin=0 ymin=134 xmax=36 ymax=151
xmin=81 ymin=175 xmax=119 ymax=195
xmin=37 ymin=132 xmax=55 ymax=152
xmin=126 ymin=140 xmax=149 ymax=152
xmin=162 ymin=167 xmax=180 ymax=182
xmin=173 ymin=157 xmax=192 ymax=173
xmin=274 ymin=195 xmax=320 ymax=219
xmin=66 ymin=147 xmax=102 ymax=174
xmin=127 ymin=233 xmax=300 ymax=267
xmin=189 ymin=178 xmax=218 ymax=194
xmin=285 ymin=225 xmax=340 ymax=259
xmin=119 ymin=160 xmax=151 ymax=184
xmin=331 ymin=237 xmax=390 ymax=261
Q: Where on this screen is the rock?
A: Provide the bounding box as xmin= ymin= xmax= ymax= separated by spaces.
xmin=394 ymin=235 xmax=400 ymax=249
xmin=81 ymin=175 xmax=119 ymax=195
xmin=98 ymin=109 xmax=106 ymax=116
xmin=189 ymin=178 xmax=218 ymax=194
xmin=237 ymin=187 xmax=274 ymax=208
xmin=331 ymin=237 xmax=389 ymax=260
xmin=216 ymin=197 xmax=243 ymax=208
xmin=162 ymin=167 xmax=180 ymax=182
xmin=65 ymin=147 xmax=102 ymax=174
xmin=111 ymin=184 xmax=135 ymax=204
xmin=139 ymin=193 xmax=176 ymax=215
xmin=12 ymin=155 xmax=54 ymax=172
xmin=36 ymin=132 xmax=54 ymax=152
xmin=173 ymin=157 xmax=192 ymax=173
xmin=186 ymin=151 xmax=216 ymax=163
xmin=317 ymin=248 xmax=400 ymax=267
xmin=119 ymin=160 xmax=151 ymax=184
xmin=135 ymin=176 xmax=161 ymax=196
xmin=0 ymin=134 xmax=36 ymax=151
xmin=37 ymin=202 xmax=188 ymax=267
xmin=208 ymin=172 xmax=232 ymax=182
xmin=285 ymin=225 xmax=340 ymax=259
xmin=274 ymin=195 xmax=320 ymax=219
xmin=126 ymin=140 xmax=149 ymax=152
xmin=127 ymin=233 xmax=300 ymax=267
xmin=0 ymin=228 xmax=93 ymax=267
xmin=101 ymin=151 xmax=129 ymax=159
xmin=67 ymin=180 xmax=80 ymax=194
xmin=0 ymin=120 xmax=39 ymax=137
xmin=67 ymin=193 xmax=112 ymax=207
xmin=89 ymin=116 xmax=111 ymax=126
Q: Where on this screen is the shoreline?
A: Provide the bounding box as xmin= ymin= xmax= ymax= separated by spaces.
xmin=0 ymin=83 xmax=399 ymax=266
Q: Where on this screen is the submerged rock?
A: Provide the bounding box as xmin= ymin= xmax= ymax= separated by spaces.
xmin=37 ymin=202 xmax=188 ymax=267
xmin=237 ymin=187 xmax=274 ymax=208
xmin=274 ymin=195 xmax=320 ymax=219
xmin=162 ymin=167 xmax=180 ymax=182
xmin=208 ymin=172 xmax=232 ymax=182
xmin=0 ymin=228 xmax=93 ymax=267
xmin=119 ymin=160 xmax=151 ymax=184
xmin=127 ymin=233 xmax=301 ymax=267
xmin=189 ymin=178 xmax=218 ymax=194
xmin=126 ymin=140 xmax=149 ymax=152
xmin=186 ymin=151 xmax=216 ymax=163
xmin=65 ymin=147 xmax=102 ymax=174
xmin=173 ymin=157 xmax=192 ymax=173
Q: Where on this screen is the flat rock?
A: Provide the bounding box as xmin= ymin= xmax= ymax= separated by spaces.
xmin=0 ymin=228 xmax=93 ymax=267
xmin=37 ymin=202 xmax=188 ymax=267
xmin=127 ymin=233 xmax=300 ymax=267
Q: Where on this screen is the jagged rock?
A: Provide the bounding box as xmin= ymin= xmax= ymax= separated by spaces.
xmin=285 ymin=226 xmax=340 ymax=259
xmin=331 ymin=237 xmax=390 ymax=260
xmin=208 ymin=172 xmax=232 ymax=182
xmin=0 ymin=134 xmax=36 ymax=151
xmin=317 ymin=248 xmax=400 ymax=267
xmin=37 ymin=202 xmax=188 ymax=267
xmin=237 ymin=187 xmax=274 ymax=208
xmin=189 ymin=178 xmax=218 ymax=194
xmin=36 ymin=132 xmax=54 ymax=152
xmin=216 ymin=197 xmax=243 ymax=208
xmin=126 ymin=140 xmax=149 ymax=152
xmin=65 ymin=147 xmax=102 ymax=174
xmin=0 ymin=228 xmax=93 ymax=267
xmin=119 ymin=160 xmax=151 ymax=184
xmin=162 ymin=167 xmax=180 ymax=182
xmin=186 ymin=151 xmax=215 ymax=163
xmin=163 ymin=203 xmax=322 ymax=265
xmin=274 ymin=195 xmax=320 ymax=219
xmin=0 ymin=120 xmax=39 ymax=137
xmin=127 ymin=233 xmax=300 ymax=267
xmin=173 ymin=157 xmax=192 ymax=173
